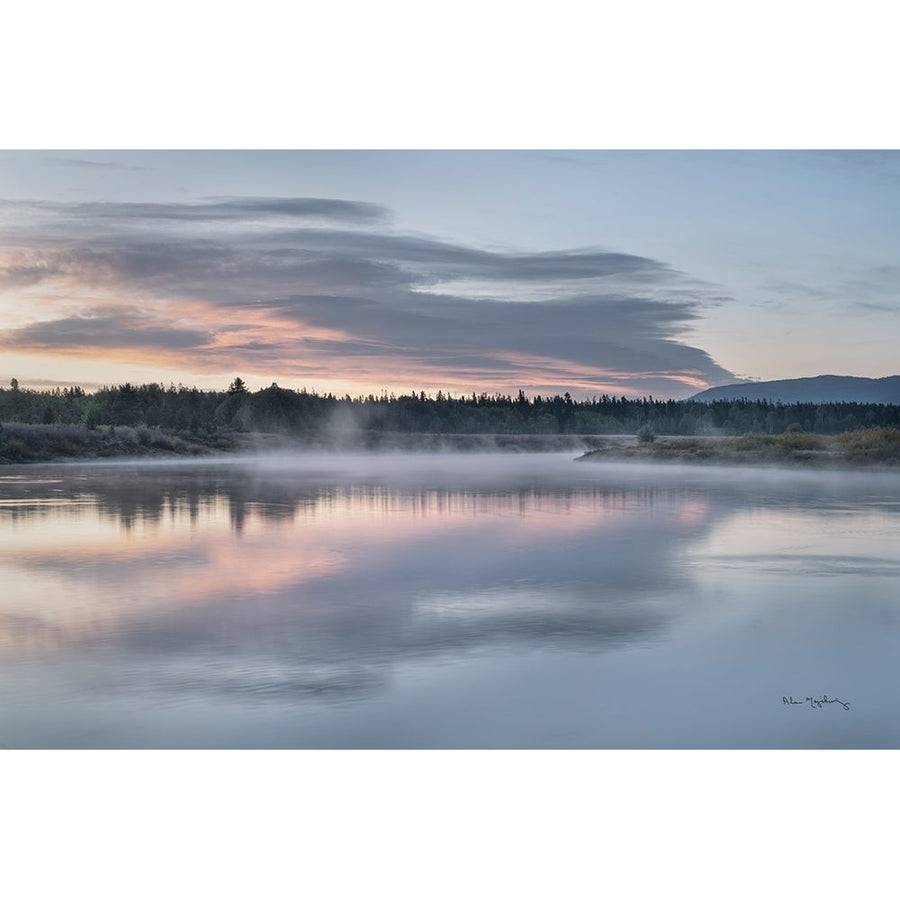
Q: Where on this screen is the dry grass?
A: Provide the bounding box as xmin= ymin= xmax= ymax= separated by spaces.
xmin=729 ymin=432 xmax=826 ymax=452
xmin=833 ymin=427 xmax=900 ymax=461
xmin=578 ymin=427 xmax=900 ymax=468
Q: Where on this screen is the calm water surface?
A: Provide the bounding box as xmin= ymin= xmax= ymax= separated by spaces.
xmin=1 ymin=452 xmax=899 ymax=748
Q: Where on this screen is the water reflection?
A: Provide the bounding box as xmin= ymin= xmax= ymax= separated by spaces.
xmin=2 ymin=455 xmax=900 ymax=747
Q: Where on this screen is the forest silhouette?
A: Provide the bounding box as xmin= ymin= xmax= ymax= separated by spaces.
xmin=2 ymin=378 xmax=899 ymax=438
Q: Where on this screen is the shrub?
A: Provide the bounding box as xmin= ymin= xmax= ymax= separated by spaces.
xmin=834 ymin=427 xmax=900 ymax=461
xmin=780 ymin=431 xmax=825 ymax=451
xmin=636 ymin=424 xmax=657 ymax=443
xmin=150 ymin=430 xmax=176 ymax=450
xmin=835 ymin=427 xmax=900 ymax=451
xmin=731 ymin=433 xmax=778 ymax=451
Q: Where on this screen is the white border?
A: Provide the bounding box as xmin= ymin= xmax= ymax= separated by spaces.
xmin=2 ymin=2 xmax=896 ymax=896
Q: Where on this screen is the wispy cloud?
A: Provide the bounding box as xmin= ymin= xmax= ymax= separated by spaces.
xmin=3 ymin=196 xmax=389 ymax=225
xmin=801 ymin=150 xmax=900 ymax=187
xmin=849 ymin=301 xmax=898 ymax=315
xmin=44 ymin=157 xmax=147 ymax=172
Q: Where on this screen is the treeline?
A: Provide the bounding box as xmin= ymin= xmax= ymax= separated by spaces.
xmin=2 ymin=379 xmax=900 ymax=436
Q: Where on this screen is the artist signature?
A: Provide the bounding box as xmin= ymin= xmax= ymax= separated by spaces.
xmin=783 ymin=695 xmax=850 ymax=711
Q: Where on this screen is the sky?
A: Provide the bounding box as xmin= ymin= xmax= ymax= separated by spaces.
xmin=1 ymin=149 xmax=899 ymax=400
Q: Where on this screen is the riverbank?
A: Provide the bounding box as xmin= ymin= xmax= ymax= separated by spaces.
xmin=0 ymin=423 xmax=604 ymax=463
xmin=576 ymin=428 xmax=900 ymax=468
xmin=5 ymin=422 xmax=899 ymax=467
xmin=0 ymin=423 xmax=240 ymax=463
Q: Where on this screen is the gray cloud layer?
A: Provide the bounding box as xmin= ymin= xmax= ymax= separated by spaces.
xmin=0 ymin=195 xmax=734 ymax=395
xmin=11 ymin=313 xmax=213 ymax=350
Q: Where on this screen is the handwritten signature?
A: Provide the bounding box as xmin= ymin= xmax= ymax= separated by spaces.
xmin=783 ymin=695 xmax=850 ymax=711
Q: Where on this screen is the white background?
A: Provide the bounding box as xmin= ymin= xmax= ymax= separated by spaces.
xmin=2 ymin=2 xmax=897 ymax=897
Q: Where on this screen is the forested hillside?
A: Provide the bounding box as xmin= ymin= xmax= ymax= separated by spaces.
xmin=691 ymin=375 xmax=900 ymax=405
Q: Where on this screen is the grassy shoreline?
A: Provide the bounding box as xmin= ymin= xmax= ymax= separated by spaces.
xmin=3 ymin=422 xmax=900 ymax=468
xmin=0 ymin=423 xmax=602 ymax=464
xmin=576 ymin=428 xmax=900 ymax=468
xmin=0 ymin=423 xmax=241 ymax=464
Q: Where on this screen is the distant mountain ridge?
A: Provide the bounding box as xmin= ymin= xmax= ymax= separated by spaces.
xmin=690 ymin=375 xmax=900 ymax=405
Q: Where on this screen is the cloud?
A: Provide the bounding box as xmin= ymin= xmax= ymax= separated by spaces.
xmin=849 ymin=301 xmax=898 ymax=315
xmin=760 ymin=268 xmax=900 ymax=320
xmin=248 ymin=228 xmax=674 ymax=284
xmin=808 ymin=150 xmax=900 ymax=185
xmin=272 ymin=291 xmax=723 ymax=382
xmin=45 ymin=157 xmax=146 ymax=171
xmin=4 ymin=196 xmax=389 ymax=225
xmin=0 ymin=258 xmax=64 ymax=288
xmin=0 ymin=196 xmax=735 ymax=396
xmin=1 ymin=311 xmax=213 ymax=351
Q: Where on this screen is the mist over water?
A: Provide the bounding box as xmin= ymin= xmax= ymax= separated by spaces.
xmin=1 ymin=453 xmax=899 ymax=748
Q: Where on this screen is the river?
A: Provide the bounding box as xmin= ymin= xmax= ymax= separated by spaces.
xmin=1 ymin=453 xmax=898 ymax=747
